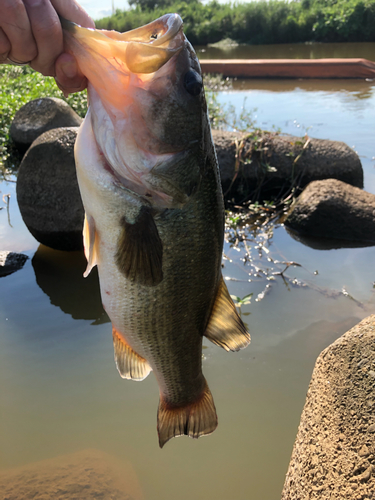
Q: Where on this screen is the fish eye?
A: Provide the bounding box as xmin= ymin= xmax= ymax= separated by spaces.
xmin=184 ymin=70 xmax=203 ymax=97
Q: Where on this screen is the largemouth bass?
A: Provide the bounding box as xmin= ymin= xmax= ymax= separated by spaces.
xmin=62 ymin=14 xmax=250 ymax=448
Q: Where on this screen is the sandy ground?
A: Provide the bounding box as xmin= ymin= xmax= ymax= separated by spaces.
xmin=282 ymin=315 xmax=375 ymax=500
xmin=0 ymin=449 xmax=143 ymax=500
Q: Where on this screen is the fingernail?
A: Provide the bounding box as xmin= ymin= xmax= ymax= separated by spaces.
xmin=60 ymin=58 xmax=78 ymax=79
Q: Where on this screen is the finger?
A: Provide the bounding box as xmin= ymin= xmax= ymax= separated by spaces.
xmin=55 ymin=52 xmax=87 ymax=96
xmin=0 ymin=27 xmax=11 ymax=63
xmin=51 ymin=0 xmax=95 ymax=29
xmin=23 ymin=0 xmax=63 ymax=76
xmin=0 ymin=0 xmax=37 ymax=63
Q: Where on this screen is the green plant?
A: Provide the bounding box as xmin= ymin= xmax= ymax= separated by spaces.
xmin=0 ymin=65 xmax=87 ymax=178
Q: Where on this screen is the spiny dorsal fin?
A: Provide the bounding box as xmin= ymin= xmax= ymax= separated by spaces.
xmin=83 ymin=213 xmax=99 ymax=278
xmin=115 ymin=206 xmax=163 ymax=286
xmin=157 ymin=378 xmax=218 ymax=448
xmin=204 ymin=275 xmax=251 ymax=351
xmin=112 ymin=327 xmax=152 ymax=381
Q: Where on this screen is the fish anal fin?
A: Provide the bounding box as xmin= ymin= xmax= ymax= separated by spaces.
xmin=157 ymin=379 xmax=218 ymax=448
xmin=204 ymin=276 xmax=251 ymax=352
xmin=83 ymin=213 xmax=99 ymax=278
xmin=112 ymin=327 xmax=152 ymax=381
xmin=115 ymin=206 xmax=163 ymax=286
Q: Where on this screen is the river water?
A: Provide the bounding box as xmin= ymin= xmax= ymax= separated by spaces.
xmin=1 ymin=44 xmax=375 ymax=500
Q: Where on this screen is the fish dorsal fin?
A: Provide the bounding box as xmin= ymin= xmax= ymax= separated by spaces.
xmin=112 ymin=327 xmax=152 ymax=381
xmin=204 ymin=276 xmax=251 ymax=351
xmin=115 ymin=206 xmax=163 ymax=286
xmin=83 ymin=214 xmax=99 ymax=278
xmin=157 ymin=378 xmax=218 ymax=448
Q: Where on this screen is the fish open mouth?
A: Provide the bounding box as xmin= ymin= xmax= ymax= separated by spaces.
xmin=61 ymin=13 xmax=184 ymax=76
xmin=64 ymin=13 xmax=202 ymax=208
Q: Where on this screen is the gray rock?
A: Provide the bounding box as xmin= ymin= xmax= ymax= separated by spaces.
xmin=285 ymin=179 xmax=375 ymax=245
xmin=10 ymin=97 xmax=82 ymax=152
xmin=0 ymin=251 xmax=28 ymax=277
xmin=282 ymin=315 xmax=375 ymax=500
xmin=16 ymin=127 xmax=84 ymax=251
xmin=212 ymin=130 xmax=363 ymax=201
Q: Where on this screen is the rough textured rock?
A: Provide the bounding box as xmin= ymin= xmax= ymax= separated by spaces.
xmin=0 ymin=449 xmax=142 ymax=500
xmin=212 ymin=130 xmax=363 ymax=201
xmin=10 ymin=97 xmax=82 ymax=152
xmin=16 ymin=127 xmax=84 ymax=251
xmin=284 ymin=179 xmax=375 ymax=245
xmin=282 ymin=315 xmax=375 ymax=500
xmin=0 ymin=251 xmax=28 ymax=277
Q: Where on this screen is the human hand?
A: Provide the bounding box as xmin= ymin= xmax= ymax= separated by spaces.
xmin=0 ymin=0 xmax=95 ymax=95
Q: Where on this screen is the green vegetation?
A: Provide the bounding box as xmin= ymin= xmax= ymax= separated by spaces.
xmin=0 ymin=65 xmax=87 ymax=177
xmin=96 ymin=0 xmax=375 ymax=45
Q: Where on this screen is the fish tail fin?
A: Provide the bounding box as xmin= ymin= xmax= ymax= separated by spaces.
xmin=157 ymin=379 xmax=218 ymax=448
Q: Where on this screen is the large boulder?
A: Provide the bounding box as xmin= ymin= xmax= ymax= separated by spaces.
xmin=10 ymin=97 xmax=82 ymax=152
xmin=16 ymin=127 xmax=84 ymax=251
xmin=212 ymin=130 xmax=363 ymax=201
xmin=282 ymin=315 xmax=375 ymax=500
xmin=284 ymin=179 xmax=375 ymax=246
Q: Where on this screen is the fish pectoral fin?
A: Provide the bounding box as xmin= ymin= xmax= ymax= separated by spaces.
xmin=113 ymin=327 xmax=152 ymax=381
xmin=83 ymin=213 xmax=99 ymax=278
xmin=157 ymin=378 xmax=218 ymax=449
xmin=204 ymin=275 xmax=251 ymax=352
xmin=115 ymin=206 xmax=163 ymax=286
xmin=144 ymin=152 xmax=201 ymax=206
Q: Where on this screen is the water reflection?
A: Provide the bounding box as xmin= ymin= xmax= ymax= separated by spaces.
xmin=197 ymin=41 xmax=375 ymax=61
xmin=32 ymin=245 xmax=108 ymax=324
xmin=286 ymin=226 xmax=375 ymax=250
xmin=230 ymin=78 xmax=375 ymax=99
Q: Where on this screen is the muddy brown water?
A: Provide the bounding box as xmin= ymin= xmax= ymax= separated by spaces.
xmin=1 ymin=47 xmax=375 ymax=500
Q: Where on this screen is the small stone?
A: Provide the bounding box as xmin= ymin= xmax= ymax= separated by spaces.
xmin=368 ymin=370 xmax=375 ymax=378
xmin=359 ymin=445 xmax=370 ymax=457
xmin=358 ymin=359 xmax=368 ymax=367
xmin=358 ymin=465 xmax=373 ymax=482
xmin=367 ymin=423 xmax=375 ymax=433
xmin=0 ymin=251 xmax=28 ymax=277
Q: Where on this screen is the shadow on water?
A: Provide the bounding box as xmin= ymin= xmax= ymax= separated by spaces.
xmin=32 ymin=245 xmax=108 ymax=324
